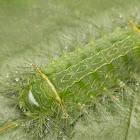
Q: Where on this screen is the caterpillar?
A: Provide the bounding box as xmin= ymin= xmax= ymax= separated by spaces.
xmin=0 ymin=17 xmax=140 ymax=140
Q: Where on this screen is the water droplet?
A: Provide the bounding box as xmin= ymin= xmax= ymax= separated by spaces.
xmin=119 ymin=81 xmax=125 ymax=87
xmin=15 ymin=123 xmax=19 ymax=126
xmin=65 ymin=46 xmax=68 ymax=50
xmin=15 ymin=78 xmax=19 ymax=82
xmin=78 ymin=103 xmax=81 ymax=106
xmin=119 ymin=15 xmax=122 ymax=18
xmin=136 ymin=83 xmax=139 ymax=86
xmin=90 ymin=95 xmax=94 ymax=99
xmin=82 ymin=104 xmax=85 ymax=107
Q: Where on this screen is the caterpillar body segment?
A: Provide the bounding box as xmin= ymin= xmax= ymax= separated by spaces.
xmin=32 ymin=63 xmax=68 ymax=119
xmin=0 ymin=19 xmax=140 ymax=139
xmin=20 ymin=29 xmax=140 ymax=127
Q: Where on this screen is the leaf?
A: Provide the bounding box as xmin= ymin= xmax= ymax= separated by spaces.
xmin=0 ymin=0 xmax=140 ymax=140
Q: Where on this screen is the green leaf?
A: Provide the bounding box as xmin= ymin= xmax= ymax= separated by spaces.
xmin=0 ymin=0 xmax=140 ymax=140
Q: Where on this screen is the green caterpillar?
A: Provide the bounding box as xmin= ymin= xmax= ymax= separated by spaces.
xmin=0 ymin=18 xmax=140 ymax=139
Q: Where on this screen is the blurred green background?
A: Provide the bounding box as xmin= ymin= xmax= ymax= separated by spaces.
xmin=0 ymin=0 xmax=140 ymax=140
xmin=0 ymin=0 xmax=139 ymax=72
